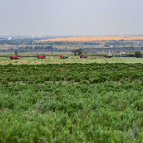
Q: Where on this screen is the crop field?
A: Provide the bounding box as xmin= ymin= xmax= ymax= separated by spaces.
xmin=0 ymin=57 xmax=143 ymax=142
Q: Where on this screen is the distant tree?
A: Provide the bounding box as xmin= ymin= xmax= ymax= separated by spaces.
xmin=25 ymin=46 xmax=29 ymax=49
xmin=71 ymin=48 xmax=82 ymax=55
xmin=135 ymin=51 xmax=142 ymax=58
xmin=15 ymin=49 xmax=18 ymax=55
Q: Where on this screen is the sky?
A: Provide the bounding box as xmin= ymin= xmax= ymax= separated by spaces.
xmin=0 ymin=0 xmax=143 ymax=36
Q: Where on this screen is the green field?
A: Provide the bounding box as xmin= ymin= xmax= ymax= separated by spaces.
xmin=0 ymin=56 xmax=143 ymax=65
xmin=0 ymin=58 xmax=143 ymax=142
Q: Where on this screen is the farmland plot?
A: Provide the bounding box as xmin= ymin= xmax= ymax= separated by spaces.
xmin=0 ymin=63 xmax=143 ymax=142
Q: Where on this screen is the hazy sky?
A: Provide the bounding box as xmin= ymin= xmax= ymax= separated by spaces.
xmin=0 ymin=0 xmax=143 ymax=36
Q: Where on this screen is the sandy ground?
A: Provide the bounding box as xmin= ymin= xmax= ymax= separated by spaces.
xmin=41 ymin=36 xmax=143 ymax=42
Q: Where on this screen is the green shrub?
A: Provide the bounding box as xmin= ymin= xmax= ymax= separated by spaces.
xmin=135 ymin=51 xmax=142 ymax=58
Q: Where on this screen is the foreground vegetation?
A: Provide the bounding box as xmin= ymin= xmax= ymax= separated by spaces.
xmin=0 ymin=62 xmax=143 ymax=142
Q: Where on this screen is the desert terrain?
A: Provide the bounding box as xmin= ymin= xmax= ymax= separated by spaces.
xmin=41 ymin=36 xmax=143 ymax=42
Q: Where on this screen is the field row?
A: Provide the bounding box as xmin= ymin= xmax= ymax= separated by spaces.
xmin=0 ymin=63 xmax=143 ymax=84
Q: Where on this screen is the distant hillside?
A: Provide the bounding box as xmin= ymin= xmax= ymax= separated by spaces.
xmin=41 ymin=36 xmax=143 ymax=42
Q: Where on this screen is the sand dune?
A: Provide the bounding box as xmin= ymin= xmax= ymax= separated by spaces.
xmin=41 ymin=36 xmax=143 ymax=42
